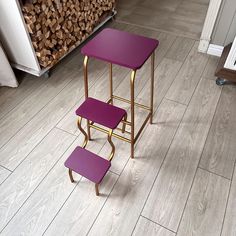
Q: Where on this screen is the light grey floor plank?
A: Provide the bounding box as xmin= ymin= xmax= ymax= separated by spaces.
xmin=1 ymin=131 xmax=117 ymax=236
xmin=202 ymin=55 xmax=219 ymax=80
xmin=165 ymin=42 xmax=209 ymax=105
xmin=177 ymin=168 xmax=230 ymax=236
xmin=0 ymin=76 xmax=42 ymax=120
xmin=137 ymin=58 xmax=182 ymax=108
xmin=0 ymin=166 xmax=11 ymax=185
xmin=221 ymin=164 xmax=236 ymax=236
xmin=0 ymin=128 xmax=75 ymax=232
xmin=133 ymin=216 xmax=175 ymax=236
xmin=44 ymin=172 xmax=117 ymax=236
xmin=152 ymin=32 xmax=176 ymax=66
xmin=0 ymin=59 xmax=107 ymax=171
xmin=117 ymin=0 xmax=209 ymax=39
xmin=0 ymin=66 xmax=78 ymax=149
xmin=142 ymin=78 xmax=222 ymax=232
xmin=88 ymin=99 xmax=186 ymax=236
xmin=200 ymin=85 xmax=236 ymax=179
xmin=165 ymin=36 xmax=195 ymax=62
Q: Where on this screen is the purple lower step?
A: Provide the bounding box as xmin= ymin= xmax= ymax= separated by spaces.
xmin=64 ymin=146 xmax=111 ymax=184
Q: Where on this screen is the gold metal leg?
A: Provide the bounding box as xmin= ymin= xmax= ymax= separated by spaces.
xmin=95 ymin=183 xmax=99 ymax=196
xmin=122 ymin=113 xmax=127 ymax=133
xmin=83 ymin=56 xmax=91 ymax=140
xmin=83 ymin=56 xmax=89 ymax=98
xmin=150 ymin=52 xmax=155 ymax=124
xmin=77 ymin=117 xmax=89 ymax=148
xmin=108 ymin=129 xmax=115 ymax=161
xmin=86 ymin=120 xmax=91 ymax=140
xmin=130 ymin=70 xmax=136 ymax=158
xmin=69 ymin=169 xmax=74 ymax=183
xmin=109 ymin=63 xmax=113 ymax=105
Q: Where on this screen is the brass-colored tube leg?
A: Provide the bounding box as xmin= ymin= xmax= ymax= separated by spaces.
xmin=83 ymin=56 xmax=89 ymax=99
xmin=122 ymin=114 xmax=127 ymax=133
xmin=83 ymin=55 xmax=91 ymax=139
xmin=95 ymin=183 xmax=99 ymax=196
xmin=87 ymin=120 xmax=91 ymax=140
xmin=108 ymin=129 xmax=115 ymax=161
xmin=77 ymin=117 xmax=89 ymax=148
xmin=150 ymin=52 xmax=155 ymax=124
xmin=130 ymin=70 xmax=136 ymax=159
xmin=69 ymin=169 xmax=74 ymax=183
xmin=109 ymin=63 xmax=113 ymax=105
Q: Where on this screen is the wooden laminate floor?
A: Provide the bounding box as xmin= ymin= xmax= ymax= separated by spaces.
xmin=0 ymin=20 xmax=236 ymax=236
xmin=116 ymin=0 xmax=210 ymax=39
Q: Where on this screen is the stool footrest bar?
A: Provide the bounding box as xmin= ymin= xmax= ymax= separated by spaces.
xmin=112 ymin=95 xmax=151 ymax=111
xmin=134 ymin=113 xmax=151 ymax=143
xmin=89 ymin=124 xmax=131 ymax=143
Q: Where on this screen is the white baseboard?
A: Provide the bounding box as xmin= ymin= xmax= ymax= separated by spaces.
xmin=207 ymin=44 xmax=224 ymax=57
xmin=198 ymin=39 xmax=210 ymax=53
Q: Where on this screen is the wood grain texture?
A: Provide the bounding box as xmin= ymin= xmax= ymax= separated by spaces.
xmin=0 ymin=76 xmax=42 ymax=120
xmin=0 ymin=66 xmax=78 ymax=149
xmin=2 ymin=133 xmax=116 ymax=236
xmin=202 ymin=55 xmax=219 ymax=80
xmin=0 ymin=128 xmax=75 ymax=232
xmin=200 ymin=85 xmax=236 ymax=179
xmin=165 ymin=36 xmax=195 ymax=62
xmin=117 ymin=0 xmax=209 ymax=39
xmin=177 ymin=168 xmax=230 ymax=236
xmin=137 ymin=58 xmax=182 ymax=108
xmin=142 ymin=78 xmax=222 ymax=232
xmin=221 ymin=165 xmax=236 ymax=236
xmin=165 ymin=42 xmax=209 ymax=105
xmin=0 ymin=166 xmax=10 ymax=185
xmin=0 ymin=59 xmax=107 ymax=171
xmin=44 ymin=171 xmax=117 ymax=236
xmin=88 ymin=99 xmax=186 ymax=236
xmin=133 ymin=216 xmax=175 ymax=236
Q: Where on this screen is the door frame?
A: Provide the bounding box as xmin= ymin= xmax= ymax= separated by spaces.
xmin=198 ymin=0 xmax=223 ymax=53
xmin=225 ymin=36 xmax=236 ymax=70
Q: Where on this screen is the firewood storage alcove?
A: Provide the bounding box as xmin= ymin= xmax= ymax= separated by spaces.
xmin=0 ymin=0 xmax=116 ymax=77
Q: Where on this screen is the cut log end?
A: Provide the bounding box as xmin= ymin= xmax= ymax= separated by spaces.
xmin=21 ymin=0 xmax=116 ymax=68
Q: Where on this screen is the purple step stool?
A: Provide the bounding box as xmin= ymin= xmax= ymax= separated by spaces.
xmin=76 ymin=97 xmax=127 ymax=129
xmin=65 ymin=27 xmax=159 ymax=195
xmin=65 ymin=146 xmax=111 ymax=196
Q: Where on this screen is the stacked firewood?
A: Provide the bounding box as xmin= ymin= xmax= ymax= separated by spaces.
xmin=21 ymin=0 xmax=115 ymax=68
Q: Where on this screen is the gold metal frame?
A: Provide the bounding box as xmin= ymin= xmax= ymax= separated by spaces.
xmin=69 ymin=115 xmax=116 ymax=195
xmin=83 ymin=56 xmax=91 ymax=140
xmin=82 ymin=52 xmax=155 ymax=159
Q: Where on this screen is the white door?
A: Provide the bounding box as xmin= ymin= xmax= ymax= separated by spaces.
xmin=198 ymin=0 xmax=223 ymax=53
xmin=225 ymin=36 xmax=236 ymax=71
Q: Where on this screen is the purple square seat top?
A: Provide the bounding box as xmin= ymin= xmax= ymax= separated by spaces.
xmin=76 ymin=97 xmax=126 ymax=129
xmin=65 ymin=146 xmax=111 ymax=184
xmin=81 ymin=28 xmax=159 ymax=70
